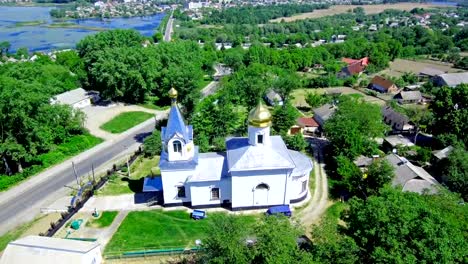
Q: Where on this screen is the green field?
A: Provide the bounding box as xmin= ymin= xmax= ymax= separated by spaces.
xmin=100 ymin=111 xmax=154 ymax=134
xmin=86 ymin=211 xmax=118 ymax=228
xmin=105 ymin=210 xmax=257 ymax=253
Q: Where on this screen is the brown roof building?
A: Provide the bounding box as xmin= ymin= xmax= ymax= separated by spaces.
xmin=370 ymin=76 xmax=399 ymax=93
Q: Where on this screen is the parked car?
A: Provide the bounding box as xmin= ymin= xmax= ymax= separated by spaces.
xmin=191 ymin=209 xmax=207 ymax=220
xmin=266 ymin=205 xmax=292 ymax=217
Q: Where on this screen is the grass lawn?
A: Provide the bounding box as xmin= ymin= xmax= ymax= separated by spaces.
xmin=105 ymin=210 xmax=257 ymax=254
xmin=100 ymin=111 xmax=154 ymax=134
xmin=86 ymin=211 xmax=118 ymax=228
xmin=97 ymin=156 xmax=160 ymax=196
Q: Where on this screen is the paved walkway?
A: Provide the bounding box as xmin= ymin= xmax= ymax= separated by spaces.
xmin=98 ymin=210 xmax=129 ymax=248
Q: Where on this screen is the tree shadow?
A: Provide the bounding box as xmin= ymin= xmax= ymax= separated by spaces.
xmin=121 ymin=176 xmax=144 ymax=193
xmin=133 ymin=132 xmax=152 ymax=143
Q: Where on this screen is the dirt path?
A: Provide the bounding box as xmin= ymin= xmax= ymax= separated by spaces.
xmin=297 ymin=138 xmax=329 ymax=231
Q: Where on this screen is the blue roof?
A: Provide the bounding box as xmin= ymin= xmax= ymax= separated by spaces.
xmin=143 ymin=177 xmax=163 ymax=192
xmin=159 ymin=147 xmax=199 ymax=171
xmin=162 ymin=105 xmax=190 ymax=142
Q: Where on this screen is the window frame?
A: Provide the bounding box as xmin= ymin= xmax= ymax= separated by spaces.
xmin=177 ymin=186 xmax=186 ymax=198
xmin=301 ymin=180 xmax=307 ymax=193
xmin=210 ymin=187 xmax=220 ymax=201
xmin=173 ymin=140 xmax=182 ymax=153
xmin=257 ymin=134 xmax=264 ymax=144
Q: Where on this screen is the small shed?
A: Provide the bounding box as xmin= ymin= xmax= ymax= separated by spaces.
xmin=393 ymin=91 xmax=423 ymax=104
xmin=264 ymin=89 xmax=283 ymax=106
xmin=0 ymin=236 xmax=102 ymax=264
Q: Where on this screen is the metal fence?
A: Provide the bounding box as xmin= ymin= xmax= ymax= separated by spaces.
xmin=105 ymin=247 xmax=202 ymax=260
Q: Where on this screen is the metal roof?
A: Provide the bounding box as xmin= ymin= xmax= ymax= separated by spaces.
xmin=189 ymin=152 xmax=228 ymax=182
xmin=225 ymin=136 xmax=295 ymax=171
xmin=51 ymin=88 xmax=90 ymax=105
xmin=288 ymin=150 xmax=313 ymax=176
xmin=162 ymin=104 xmax=191 ymax=142
xmin=313 ymin=104 xmax=336 ymax=122
xmin=438 ymin=72 xmax=468 ymax=87
xmin=432 ymin=145 xmax=454 ymax=160
xmin=419 ymin=67 xmax=445 ymax=77
xmin=0 ymin=236 xmax=101 ymax=264
xmin=396 ymin=91 xmax=422 ymax=101
xmin=386 ymin=154 xmax=440 ymax=194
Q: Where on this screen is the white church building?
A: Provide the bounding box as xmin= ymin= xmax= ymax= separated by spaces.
xmin=146 ymin=88 xmax=313 ymax=210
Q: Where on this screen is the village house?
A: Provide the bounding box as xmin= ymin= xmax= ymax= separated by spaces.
xmin=386 ymin=154 xmax=440 ymax=194
xmin=384 ymin=135 xmax=414 ymax=150
xmin=433 ymin=72 xmax=468 ymax=87
xmin=289 ymin=117 xmax=319 ymax=135
xmin=50 ymin=88 xmax=99 ymax=109
xmin=144 ymin=88 xmax=313 ymax=210
xmin=418 ymin=67 xmax=445 ymax=80
xmin=381 ymin=106 xmax=414 ymax=134
xmin=338 ymin=57 xmax=369 ymax=78
xmin=393 ymin=91 xmax=423 ymax=104
xmin=369 ymin=76 xmax=399 ymax=94
xmin=312 ymin=103 xmax=337 ymax=128
xmin=264 ymin=89 xmax=283 ymax=106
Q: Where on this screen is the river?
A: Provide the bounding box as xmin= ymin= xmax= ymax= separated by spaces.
xmin=0 ymin=6 xmax=164 ymax=52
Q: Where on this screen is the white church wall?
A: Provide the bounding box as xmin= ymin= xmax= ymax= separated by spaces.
xmin=189 ymin=178 xmax=231 ymax=207
xmin=289 ymin=173 xmax=310 ymax=201
xmin=230 ymin=169 xmax=290 ymax=209
xmin=161 ymin=169 xmax=193 ymax=205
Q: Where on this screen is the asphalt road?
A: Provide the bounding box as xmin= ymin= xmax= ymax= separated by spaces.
xmin=0 ymin=119 xmax=156 ymax=235
xmin=163 ymin=15 xmax=173 ymax=42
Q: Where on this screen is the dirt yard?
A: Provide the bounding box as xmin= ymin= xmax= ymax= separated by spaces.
xmin=270 ymin=3 xmax=449 ymax=22
xmin=379 ymin=58 xmax=462 ymax=78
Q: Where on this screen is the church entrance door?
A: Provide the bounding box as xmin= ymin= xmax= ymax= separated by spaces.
xmin=254 ymin=183 xmax=269 ymax=206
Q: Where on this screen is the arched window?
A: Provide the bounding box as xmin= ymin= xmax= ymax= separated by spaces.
xmin=255 ymin=183 xmax=270 ymax=190
xmin=173 ymin=140 xmax=182 ymax=153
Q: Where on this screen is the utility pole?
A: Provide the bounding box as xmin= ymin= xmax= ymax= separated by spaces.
xmin=127 ymin=156 xmax=130 ymax=178
xmin=72 ymin=161 xmax=79 ymax=186
xmin=91 ymin=163 xmax=96 ymax=183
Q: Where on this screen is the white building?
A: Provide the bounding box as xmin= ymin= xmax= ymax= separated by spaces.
xmin=146 ymin=88 xmax=312 ymax=210
xmin=50 ymin=88 xmax=99 ymax=109
xmin=0 ymin=236 xmax=102 ymax=264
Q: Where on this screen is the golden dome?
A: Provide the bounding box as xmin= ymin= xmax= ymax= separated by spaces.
xmin=168 ymin=87 xmax=178 ymax=99
xmin=248 ymin=102 xmax=272 ymax=128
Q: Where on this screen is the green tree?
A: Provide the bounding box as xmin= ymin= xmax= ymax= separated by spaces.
xmin=325 ymin=97 xmax=387 ymax=159
xmin=431 ymin=84 xmax=468 ymax=145
xmin=272 ymin=103 xmax=299 ymax=134
xmin=345 ymin=188 xmax=468 ymax=263
xmin=365 ymin=159 xmax=394 ymax=196
xmin=305 ymin=92 xmax=326 ymax=108
xmin=284 ymin=133 xmax=307 ymax=152
xmin=441 ymin=147 xmax=468 ymax=201
xmin=253 ymin=215 xmax=314 ymax=264
xmin=200 ymin=215 xmax=253 ymax=264
xmin=0 ymin=41 xmax=10 ymax=56
xmin=142 ymin=130 xmax=162 ymax=157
